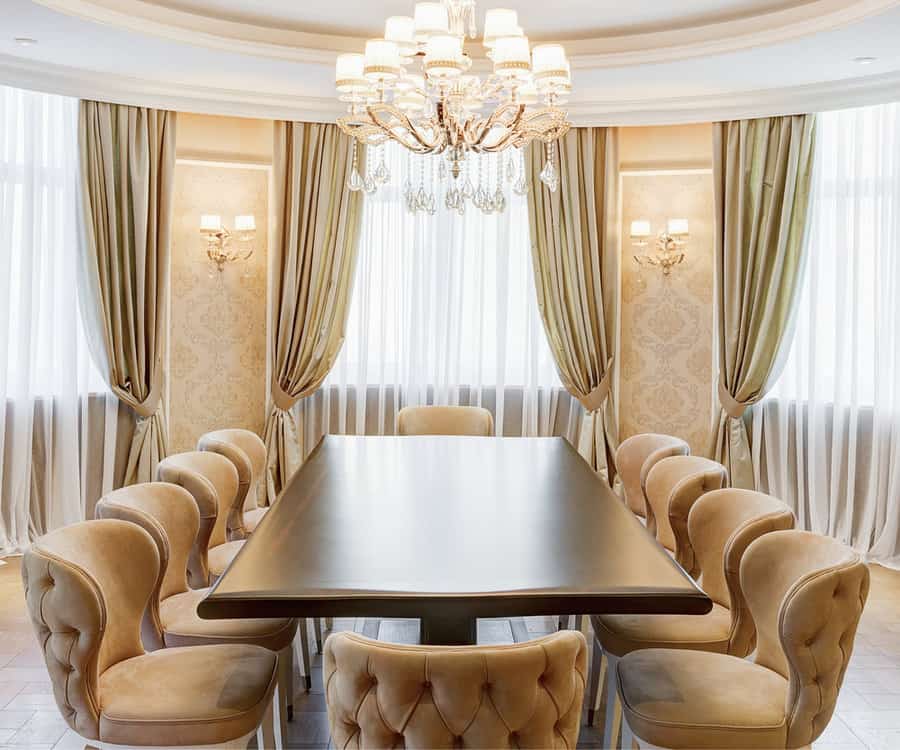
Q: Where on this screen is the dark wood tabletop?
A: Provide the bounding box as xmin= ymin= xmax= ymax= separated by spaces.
xmin=200 ymin=435 xmax=711 ymax=644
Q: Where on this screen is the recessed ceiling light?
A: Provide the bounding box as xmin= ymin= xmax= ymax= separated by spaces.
xmin=853 ymin=56 xmax=877 ymax=65
xmin=14 ymin=37 xmax=38 ymax=47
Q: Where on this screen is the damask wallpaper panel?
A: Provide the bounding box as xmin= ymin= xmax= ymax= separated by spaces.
xmin=169 ymin=162 xmax=269 ymax=453
xmin=619 ymin=171 xmax=715 ymax=455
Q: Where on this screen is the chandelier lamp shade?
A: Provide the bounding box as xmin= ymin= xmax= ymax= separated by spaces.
xmin=335 ymin=0 xmax=573 ymax=197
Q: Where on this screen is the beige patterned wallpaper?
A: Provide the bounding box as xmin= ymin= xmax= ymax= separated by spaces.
xmin=168 ymin=162 xmax=269 ymax=453
xmin=619 ymin=170 xmax=715 ymax=455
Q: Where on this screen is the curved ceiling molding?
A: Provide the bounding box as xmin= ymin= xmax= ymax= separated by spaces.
xmin=3 ymin=51 xmax=900 ymax=127
xmin=32 ymin=0 xmax=900 ymax=67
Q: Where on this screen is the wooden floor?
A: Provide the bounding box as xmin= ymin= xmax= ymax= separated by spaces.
xmin=1 ymin=556 xmax=900 ymax=749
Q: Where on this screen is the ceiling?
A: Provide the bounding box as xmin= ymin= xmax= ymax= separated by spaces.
xmin=2 ymin=0 xmax=900 ymax=124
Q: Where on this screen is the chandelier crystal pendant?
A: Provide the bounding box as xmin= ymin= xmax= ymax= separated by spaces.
xmin=336 ymin=0 xmax=572 ymax=209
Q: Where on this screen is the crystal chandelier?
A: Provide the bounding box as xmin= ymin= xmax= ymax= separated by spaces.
xmin=335 ymin=1 xmax=573 ymax=209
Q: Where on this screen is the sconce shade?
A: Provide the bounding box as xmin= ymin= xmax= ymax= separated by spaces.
xmin=630 ymin=220 xmax=651 ymax=238
xmin=200 ymin=214 xmax=221 ymax=231
xmin=668 ymin=218 xmax=690 ymax=236
xmin=234 ymin=215 xmax=256 ymax=232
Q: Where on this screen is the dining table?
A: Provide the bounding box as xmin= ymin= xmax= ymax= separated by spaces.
xmin=199 ymin=434 xmax=711 ymax=645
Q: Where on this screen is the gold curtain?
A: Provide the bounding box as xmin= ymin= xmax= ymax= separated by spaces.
xmin=526 ymin=128 xmax=619 ymax=481
xmin=264 ymin=122 xmax=363 ymax=503
xmin=709 ymin=115 xmax=817 ymax=488
xmin=77 ymin=101 xmax=176 ymax=485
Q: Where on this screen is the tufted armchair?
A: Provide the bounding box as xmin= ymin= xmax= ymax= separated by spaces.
xmin=615 ymin=433 xmax=691 ymax=519
xmin=398 ymin=405 xmax=495 ymax=436
xmin=21 ymin=519 xmax=282 ymax=748
xmin=616 ymin=529 xmax=870 ymax=749
xmin=324 ymin=630 xmax=587 ymax=749
xmin=198 ymin=428 xmax=269 ymax=539
xmin=644 ymin=454 xmax=728 ymax=577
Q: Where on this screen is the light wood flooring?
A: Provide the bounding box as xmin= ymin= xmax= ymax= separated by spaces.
xmin=2 ymin=557 xmax=900 ymax=749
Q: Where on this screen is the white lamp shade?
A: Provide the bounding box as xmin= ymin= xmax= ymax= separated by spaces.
xmin=385 ymin=16 xmax=416 ymax=56
xmin=483 ymin=8 xmax=519 ymax=46
xmin=364 ymin=38 xmax=402 ymax=81
xmin=414 ymin=2 xmax=449 ymax=41
xmin=200 ymin=214 xmax=221 ymax=232
xmin=395 ymin=73 xmax=424 ymax=92
xmin=630 ymin=220 xmax=651 ymax=238
xmin=335 ymin=53 xmax=366 ymax=91
xmin=424 ymin=34 xmax=465 ymax=79
xmin=532 ymin=44 xmax=567 ymax=73
xmin=234 ymin=215 xmax=255 ymax=232
xmin=516 ymin=81 xmax=538 ymax=105
xmin=493 ymin=35 xmax=531 ymax=79
xmin=667 ymin=218 xmax=690 ymax=236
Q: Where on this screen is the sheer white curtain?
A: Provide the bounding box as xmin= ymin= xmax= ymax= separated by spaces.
xmin=0 ymin=85 xmax=120 ymax=554
xmin=753 ymin=102 xmax=900 ymax=566
xmin=297 ymin=142 xmax=578 ymax=446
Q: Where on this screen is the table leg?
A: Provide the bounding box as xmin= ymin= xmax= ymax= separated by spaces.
xmin=420 ymin=616 xmax=477 ymax=645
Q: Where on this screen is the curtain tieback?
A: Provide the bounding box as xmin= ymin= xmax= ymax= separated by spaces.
xmin=131 ymin=372 xmax=162 ymax=419
xmin=717 ymin=378 xmax=750 ymax=420
xmin=272 ymin=381 xmax=300 ymax=412
xmin=578 ymin=361 xmax=614 ymax=413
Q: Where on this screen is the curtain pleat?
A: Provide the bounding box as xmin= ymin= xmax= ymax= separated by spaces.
xmin=709 ymin=115 xmax=816 ymax=488
xmin=264 ymin=123 xmax=363 ymax=502
xmin=526 ymin=128 xmax=619 ymax=480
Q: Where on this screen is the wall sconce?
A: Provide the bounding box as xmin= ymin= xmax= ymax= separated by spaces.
xmin=631 ymin=219 xmax=690 ymax=276
xmin=200 ymin=214 xmax=256 ymax=272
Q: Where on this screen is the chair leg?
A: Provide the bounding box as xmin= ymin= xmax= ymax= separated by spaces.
xmin=277 ymin=645 xmax=293 ymax=726
xmin=294 ymin=619 xmax=313 ymax=691
xmin=574 ymin=614 xmax=585 ymax=632
xmin=558 ymin=615 xmax=570 ymax=630
xmin=256 ymin=684 xmax=283 ymax=750
xmin=314 ymin=617 xmax=324 ymax=653
xmin=586 ymin=634 xmax=605 ymax=726
xmin=325 ymin=616 xmax=334 ymax=631
xmin=602 ymin=653 xmax=622 ymax=750
xmin=621 ymin=710 xmax=636 ymax=750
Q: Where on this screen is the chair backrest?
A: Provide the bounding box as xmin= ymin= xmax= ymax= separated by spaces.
xmin=644 ymin=455 xmax=727 ymax=576
xmin=96 ymin=482 xmax=199 ymax=649
xmin=398 ymin=405 xmax=494 ymax=436
xmin=198 ymin=428 xmax=267 ymax=539
xmin=324 ymin=630 xmax=586 ymax=749
xmin=615 ymin=433 xmax=690 ymax=517
xmin=21 ymin=519 xmax=159 ymax=741
xmin=741 ymin=530 xmax=869 ymax=748
xmin=156 ymin=450 xmax=238 ymax=587
xmin=687 ymin=488 xmax=795 ymax=656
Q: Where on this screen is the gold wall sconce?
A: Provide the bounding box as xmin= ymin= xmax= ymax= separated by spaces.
xmin=631 ymin=219 xmax=690 ymax=276
xmin=200 ymin=214 xmax=256 ymax=272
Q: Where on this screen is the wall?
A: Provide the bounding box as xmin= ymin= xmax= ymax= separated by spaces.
xmin=617 ymin=123 xmax=716 ymax=455
xmin=167 ymin=114 xmax=273 ymax=452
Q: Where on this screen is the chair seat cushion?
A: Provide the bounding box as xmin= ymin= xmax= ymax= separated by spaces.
xmin=208 ymin=540 xmax=244 ymax=578
xmin=161 ymin=588 xmax=297 ymax=650
xmin=617 ymin=648 xmax=788 ymax=749
xmin=244 ymin=506 xmax=268 ymax=533
xmin=591 ymin=603 xmax=732 ymax=657
xmin=98 ymin=644 xmax=277 ymax=746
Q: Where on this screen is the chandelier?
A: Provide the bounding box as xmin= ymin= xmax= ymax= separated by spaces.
xmin=335 ymin=1 xmax=573 ymax=208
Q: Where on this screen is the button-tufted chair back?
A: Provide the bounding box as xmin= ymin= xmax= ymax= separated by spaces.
xmin=324 ymin=630 xmax=587 ymax=749
xmin=21 ymin=519 xmax=159 ymax=741
xmin=687 ymin=488 xmax=795 ymax=656
xmin=740 ymin=530 xmax=869 ymax=748
xmin=615 ymin=433 xmax=690 ymax=518
xmin=398 ymin=405 xmax=495 ymax=436
xmin=96 ymin=482 xmax=200 ymax=650
xmin=644 ymin=455 xmax=728 ymax=577
xmin=198 ymin=428 xmax=267 ymax=539
xmin=156 ymin=451 xmax=238 ymax=587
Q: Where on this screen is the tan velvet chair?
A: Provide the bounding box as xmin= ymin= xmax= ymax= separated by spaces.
xmin=397 ymin=405 xmax=494 ymax=436
xmin=21 ymin=519 xmax=282 ymax=749
xmin=324 ymin=630 xmax=587 ymax=749
xmin=95 ymin=482 xmax=303 ymax=720
xmin=616 ymin=529 xmax=869 ymax=750
xmin=616 ymin=433 xmax=691 ymax=519
xmin=198 ymin=428 xmax=268 ymax=539
xmin=644 ymin=455 xmax=728 ymax=577
xmin=588 ymin=489 xmax=795 ymax=746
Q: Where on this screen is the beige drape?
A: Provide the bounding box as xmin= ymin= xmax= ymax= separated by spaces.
xmin=78 ymin=101 xmax=176 ymax=485
xmin=526 ymin=128 xmax=619 ymax=481
xmin=264 ymin=122 xmax=363 ymax=503
xmin=709 ymin=115 xmax=816 ymax=488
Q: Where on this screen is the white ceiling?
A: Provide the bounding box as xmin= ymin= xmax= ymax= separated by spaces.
xmin=2 ymin=0 xmax=900 ymax=125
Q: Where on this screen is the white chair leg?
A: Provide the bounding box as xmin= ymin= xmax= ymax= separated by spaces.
xmin=602 ymin=653 xmax=622 ymax=750
xmin=621 ymin=711 xmax=636 ymax=750
xmin=574 ymin=614 xmax=585 ymax=632
xmin=256 ymin=684 xmax=283 ymax=750
xmin=277 ymin=645 xmax=293 ymax=731
xmin=294 ymin=619 xmax=312 ymax=691
xmin=314 ymin=617 xmax=324 ymax=653
xmin=586 ymin=633 xmax=605 ymax=726
xmin=325 ymin=617 xmax=334 ymax=631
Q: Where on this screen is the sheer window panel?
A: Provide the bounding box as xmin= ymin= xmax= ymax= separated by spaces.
xmin=312 ymin=142 xmax=579 ymax=443
xmin=0 ymin=85 xmax=121 ymax=553
xmin=753 ymin=102 xmax=900 ymax=566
